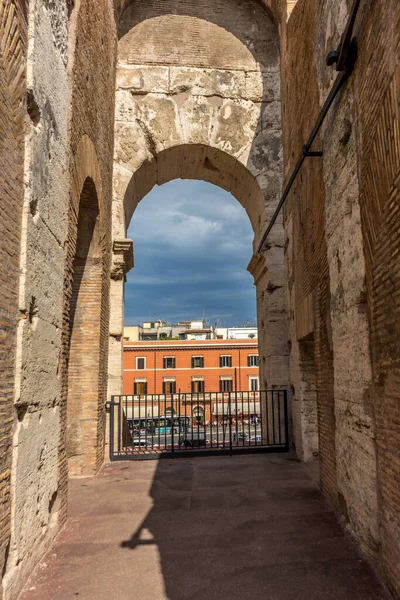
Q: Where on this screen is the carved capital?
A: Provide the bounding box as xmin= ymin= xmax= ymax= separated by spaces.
xmin=111 ymin=238 xmax=134 ymax=281
xmin=247 ymin=253 xmax=268 ymax=286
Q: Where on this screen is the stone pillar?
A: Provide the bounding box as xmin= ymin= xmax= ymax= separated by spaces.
xmin=108 ymin=238 xmax=134 ymax=398
xmin=248 ymin=247 xmax=290 ymax=446
xmin=106 ymin=239 xmax=133 ymax=460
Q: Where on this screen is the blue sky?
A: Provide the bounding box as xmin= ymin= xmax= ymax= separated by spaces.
xmin=125 ymin=179 xmax=257 ymax=327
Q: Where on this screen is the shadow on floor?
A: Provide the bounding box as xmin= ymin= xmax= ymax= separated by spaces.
xmin=20 ymin=454 xmax=391 ymax=600
xmin=118 ymin=455 xmax=388 ymax=600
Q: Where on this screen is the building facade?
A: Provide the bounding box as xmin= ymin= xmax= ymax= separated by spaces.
xmin=123 ymin=339 xmax=260 ymax=396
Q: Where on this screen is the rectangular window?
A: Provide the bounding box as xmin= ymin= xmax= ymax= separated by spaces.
xmin=191 ymin=356 xmax=204 ymax=368
xmin=136 ymin=357 xmax=146 ymax=370
xmin=191 ymin=379 xmax=204 ymax=393
xmin=219 ymin=378 xmax=233 ymax=392
xmin=219 ymin=355 xmax=232 ymax=368
xmin=163 ymin=380 xmax=176 ymax=394
xmin=134 ymin=380 xmax=147 ymax=394
xmin=247 ymin=354 xmax=259 ymax=367
xmin=163 ymin=356 xmax=176 ymax=369
xmin=249 ymin=377 xmax=259 ymax=392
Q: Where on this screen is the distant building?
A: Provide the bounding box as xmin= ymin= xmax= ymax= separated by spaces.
xmin=124 ymin=320 xmax=258 ymax=342
xmin=123 ymin=325 xmax=142 ymax=342
xmin=215 ymin=326 xmax=258 ymax=340
xmin=142 ymin=320 xmax=167 ymax=329
xmin=123 ymin=338 xmax=260 ymax=397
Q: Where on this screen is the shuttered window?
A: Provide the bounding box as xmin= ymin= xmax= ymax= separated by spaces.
xmin=191 ymin=356 xmax=204 ymax=368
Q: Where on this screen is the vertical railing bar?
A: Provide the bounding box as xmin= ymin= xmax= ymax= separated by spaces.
xmin=158 ymin=394 xmax=161 ymax=450
xmin=284 ymin=390 xmax=289 ymax=451
xmin=117 ymin=398 xmax=121 ymax=455
xmin=272 ymin=390 xmax=276 ymax=445
xmin=184 ymin=391 xmax=187 ymax=452
xmin=144 ymin=392 xmax=148 ymax=452
xmin=164 ymin=394 xmax=167 ymax=451
xmin=216 ymin=392 xmax=219 ymax=449
xmin=253 ymin=389 xmax=256 ymax=446
xmin=247 ymin=391 xmax=251 ymax=446
xmin=228 ymin=391 xmax=232 ymax=455
xmin=241 ymin=391 xmax=245 ymax=446
xmin=151 ymin=389 xmax=154 ymax=450
xmin=265 ymin=390 xmax=270 ymax=445
xmin=197 ymin=392 xmax=200 ymax=452
xmin=210 ymin=393 xmax=213 ymax=449
xmin=235 ymin=387 xmax=238 ymax=448
xmin=278 ymin=390 xmax=282 ymax=445
xmin=109 ymin=397 xmax=115 ymax=461
xmin=171 ymin=395 xmax=175 ymax=453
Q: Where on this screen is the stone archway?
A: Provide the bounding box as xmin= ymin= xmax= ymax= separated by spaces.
xmin=64 ymin=137 xmax=110 ymax=477
xmin=109 ymin=0 xmax=289 ymax=403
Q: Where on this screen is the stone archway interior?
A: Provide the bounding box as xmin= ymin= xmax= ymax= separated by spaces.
xmin=67 ymin=177 xmax=105 ymax=476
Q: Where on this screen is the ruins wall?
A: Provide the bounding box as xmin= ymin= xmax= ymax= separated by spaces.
xmin=3 ymin=2 xmax=70 ymax=598
xmin=283 ymin=0 xmax=400 ymax=595
xmin=0 ymin=2 xmax=27 ymax=596
xmin=1 ymin=0 xmax=117 ymax=597
xmin=60 ymin=0 xmax=116 ymax=480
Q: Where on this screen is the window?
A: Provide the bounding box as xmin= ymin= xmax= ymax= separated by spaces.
xmin=163 ymin=356 xmax=176 ymax=369
xmin=191 ymin=379 xmax=204 ymax=393
xmin=136 ymin=357 xmax=146 ymax=369
xmin=249 ymin=376 xmax=259 ymax=392
xmin=163 ymin=380 xmax=176 ymax=394
xmin=134 ymin=380 xmax=147 ymax=394
xmin=219 ymin=377 xmax=233 ymax=392
xmin=247 ymin=354 xmax=259 ymax=367
xmin=191 ymin=355 xmax=204 ymax=368
xmin=220 ymin=355 xmax=232 ymax=368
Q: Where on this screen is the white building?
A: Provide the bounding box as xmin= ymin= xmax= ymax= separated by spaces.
xmin=215 ymin=327 xmax=258 ymax=340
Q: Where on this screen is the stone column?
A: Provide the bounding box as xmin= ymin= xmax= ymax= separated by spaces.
xmin=248 ymin=248 xmax=290 ymax=446
xmin=108 ymin=238 xmax=134 ymax=397
xmin=106 ymin=239 xmax=133 ymax=459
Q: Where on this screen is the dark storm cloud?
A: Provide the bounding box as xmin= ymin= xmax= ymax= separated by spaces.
xmin=125 ymin=180 xmax=257 ymax=327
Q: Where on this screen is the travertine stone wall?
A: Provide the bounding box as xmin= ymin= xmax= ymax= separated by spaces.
xmin=0 ymin=2 xmax=27 ymax=597
xmin=283 ymin=0 xmax=400 ymax=595
xmin=282 ymin=0 xmax=337 ymax=511
xmin=111 ymin=0 xmax=289 ymax=396
xmin=3 ymin=2 xmax=70 ymax=599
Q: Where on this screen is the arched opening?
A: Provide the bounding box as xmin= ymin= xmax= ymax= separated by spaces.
xmin=108 ymin=0 xmax=289 ymax=449
xmin=67 ymin=177 xmax=107 ymax=476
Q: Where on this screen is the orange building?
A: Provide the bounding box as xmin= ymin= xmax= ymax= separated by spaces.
xmin=123 ymin=339 xmax=260 ymax=396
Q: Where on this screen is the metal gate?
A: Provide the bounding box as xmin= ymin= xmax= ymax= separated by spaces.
xmin=108 ymin=390 xmax=289 ymax=460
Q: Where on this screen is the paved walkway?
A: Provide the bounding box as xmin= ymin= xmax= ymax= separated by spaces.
xmin=20 ymin=455 xmax=391 ymax=600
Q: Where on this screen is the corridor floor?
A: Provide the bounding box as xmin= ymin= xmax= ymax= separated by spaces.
xmin=20 ymin=454 xmax=392 ymax=600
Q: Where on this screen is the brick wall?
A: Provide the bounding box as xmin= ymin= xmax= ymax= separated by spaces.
xmin=283 ymin=0 xmax=400 ymax=595
xmin=282 ymin=0 xmax=337 ymax=509
xmin=354 ymin=0 xmax=400 ymax=593
xmin=0 ymin=1 xmax=27 ymax=592
xmin=59 ymin=0 xmax=117 ymax=484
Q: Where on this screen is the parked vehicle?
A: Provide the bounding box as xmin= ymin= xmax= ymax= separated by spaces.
xmin=132 ymin=437 xmax=153 ymax=447
xmin=180 ymin=430 xmax=207 ymax=448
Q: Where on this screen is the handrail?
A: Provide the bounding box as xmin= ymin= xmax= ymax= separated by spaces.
xmin=257 ymin=0 xmax=362 ymax=253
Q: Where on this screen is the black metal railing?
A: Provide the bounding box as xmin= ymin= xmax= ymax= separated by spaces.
xmin=108 ymin=390 xmax=289 ymax=460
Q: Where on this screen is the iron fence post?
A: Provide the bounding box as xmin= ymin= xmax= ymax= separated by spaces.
xmin=284 ymin=390 xmax=289 ymax=451
xmin=109 ymin=398 xmax=115 ymax=461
